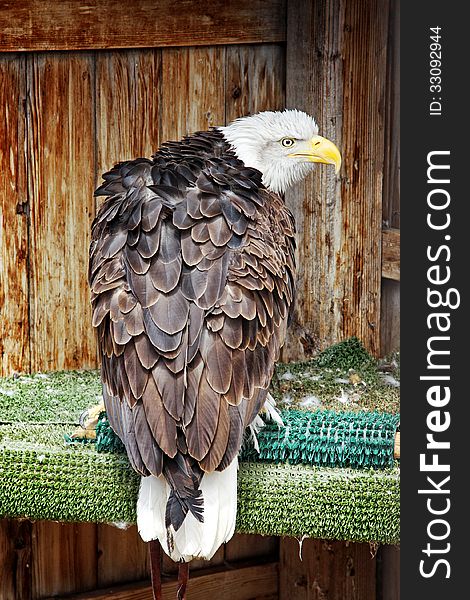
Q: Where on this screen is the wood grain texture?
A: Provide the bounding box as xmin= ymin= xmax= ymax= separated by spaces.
xmin=164 ymin=547 xmax=226 ymax=575
xmin=26 ymin=52 xmax=97 ymax=372
xmin=160 ymin=47 xmax=226 ymax=142
xmin=380 ymin=0 xmax=400 ymax=357
xmin=380 ymin=278 xmax=400 ymax=355
xmin=377 ymin=545 xmax=400 ymax=600
xmin=284 ymin=0 xmax=389 ymax=359
xmin=0 ymin=55 xmax=30 ymax=376
xmin=279 ymin=538 xmax=376 ymax=600
xmin=31 ymin=521 xmax=97 ymax=599
xmin=225 ymin=44 xmax=285 ymax=122
xmin=283 ymin=0 xmax=345 ymax=361
xmin=48 ymin=561 xmax=279 ymax=600
xmin=382 ymin=229 xmax=400 ymax=281
xmin=0 ymin=519 xmax=33 ymax=600
xmin=382 ymin=0 xmax=400 ymax=230
xmin=95 ymin=49 xmax=161 ymax=184
xmin=225 ymin=533 xmax=279 ymax=562
xmin=0 ymin=0 xmax=287 ymax=52
xmin=97 ymin=525 xmax=149 ymax=588
xmin=338 ymin=0 xmax=388 ymax=357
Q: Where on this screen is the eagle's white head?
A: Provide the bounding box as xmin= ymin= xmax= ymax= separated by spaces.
xmin=219 ymin=109 xmax=341 ymax=194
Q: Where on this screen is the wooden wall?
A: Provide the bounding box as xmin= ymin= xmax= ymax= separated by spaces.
xmin=0 ymin=1 xmax=399 ymax=599
xmin=0 ymin=42 xmax=285 ymax=376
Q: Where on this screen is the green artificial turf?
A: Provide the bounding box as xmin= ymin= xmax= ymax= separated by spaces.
xmin=0 ymin=338 xmax=400 ymax=544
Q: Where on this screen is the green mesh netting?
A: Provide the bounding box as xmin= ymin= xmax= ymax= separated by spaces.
xmin=241 ymin=409 xmax=400 ymax=469
xmin=95 ymin=409 xmax=399 ymax=470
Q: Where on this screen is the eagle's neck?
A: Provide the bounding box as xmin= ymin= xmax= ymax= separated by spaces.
xmin=217 ymin=126 xmax=313 ymax=195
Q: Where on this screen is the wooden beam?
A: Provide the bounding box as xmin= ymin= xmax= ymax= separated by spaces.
xmin=0 ymin=0 xmax=286 ymax=52
xmin=382 ymin=228 xmax=400 ymax=281
xmin=45 ymin=561 xmax=279 ymax=600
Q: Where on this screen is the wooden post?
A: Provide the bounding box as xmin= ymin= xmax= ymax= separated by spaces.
xmin=284 ymin=0 xmax=389 ymax=359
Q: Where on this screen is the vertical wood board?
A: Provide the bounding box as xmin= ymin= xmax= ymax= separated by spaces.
xmin=26 ymin=52 xmax=97 ymax=372
xmin=380 ymin=279 xmax=400 ymax=356
xmin=0 ymin=54 xmax=30 ymax=376
xmin=95 ymin=49 xmax=162 ymax=185
xmin=382 ymin=0 xmax=400 ymax=230
xmin=225 ymin=44 xmax=285 ymax=122
xmin=377 ymin=545 xmax=400 ymax=600
xmin=285 ymin=0 xmax=388 ymax=359
xmin=97 ymin=524 xmax=149 ymax=588
xmin=225 ymin=533 xmax=279 ymax=562
xmin=280 ymin=537 xmax=377 ymax=600
xmin=31 ymin=521 xmax=97 ymax=599
xmin=0 ymin=519 xmax=33 ymax=600
xmin=338 ymin=0 xmax=388 ymax=355
xmin=160 ymin=46 xmax=226 ymax=141
xmin=284 ymin=0 xmax=344 ymax=359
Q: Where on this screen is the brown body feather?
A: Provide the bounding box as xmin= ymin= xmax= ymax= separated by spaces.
xmin=89 ymin=129 xmax=295 ymax=529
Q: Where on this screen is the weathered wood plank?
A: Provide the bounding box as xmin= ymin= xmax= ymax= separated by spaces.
xmin=284 ymin=0 xmax=388 ymax=359
xmin=32 ymin=521 xmax=97 ymax=598
xmin=279 ymin=538 xmax=376 ymax=600
xmin=283 ymin=0 xmax=345 ymax=361
xmin=0 ymin=55 xmax=30 ymax=376
xmin=225 ymin=44 xmax=285 ymax=122
xmin=0 ymin=519 xmax=33 ymax=600
xmin=380 ymin=279 xmax=400 ymax=355
xmin=0 ymin=1 xmax=287 ymax=52
xmin=47 ymin=561 xmax=279 ymax=600
xmin=382 ymin=228 xmax=400 ymax=281
xmin=382 ymin=0 xmax=400 ymax=230
xmin=225 ymin=533 xmax=279 ymax=562
xmin=378 ymin=545 xmax=400 ymax=600
xmin=97 ymin=525 xmax=149 ymax=588
xmin=95 ymin=49 xmax=161 ymax=185
xmin=164 ymin=546 xmax=225 ymax=574
xmin=26 ymin=52 xmax=97 ymax=372
xmin=380 ymin=0 xmax=400 ymax=357
xmin=338 ymin=0 xmax=388 ymax=357
xmin=160 ymin=47 xmax=226 ymax=141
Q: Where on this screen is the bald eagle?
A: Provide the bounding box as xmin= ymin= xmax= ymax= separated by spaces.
xmin=89 ymin=110 xmax=340 ymax=596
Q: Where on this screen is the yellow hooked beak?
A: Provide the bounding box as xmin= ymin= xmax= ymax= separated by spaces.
xmin=289 ymin=135 xmax=342 ymax=174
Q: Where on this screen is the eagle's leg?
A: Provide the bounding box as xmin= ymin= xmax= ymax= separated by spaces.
xmin=177 ymin=562 xmax=189 ymax=600
xmin=149 ymin=540 xmax=162 ymax=600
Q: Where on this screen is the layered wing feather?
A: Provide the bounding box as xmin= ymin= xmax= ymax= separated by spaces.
xmin=90 ymin=130 xmax=295 ymax=517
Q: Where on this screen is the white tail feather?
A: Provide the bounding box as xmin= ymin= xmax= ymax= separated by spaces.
xmin=137 ymin=458 xmax=238 ymax=562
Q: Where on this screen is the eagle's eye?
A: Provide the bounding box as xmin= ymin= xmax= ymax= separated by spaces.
xmin=280 ymin=137 xmax=296 ymax=148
